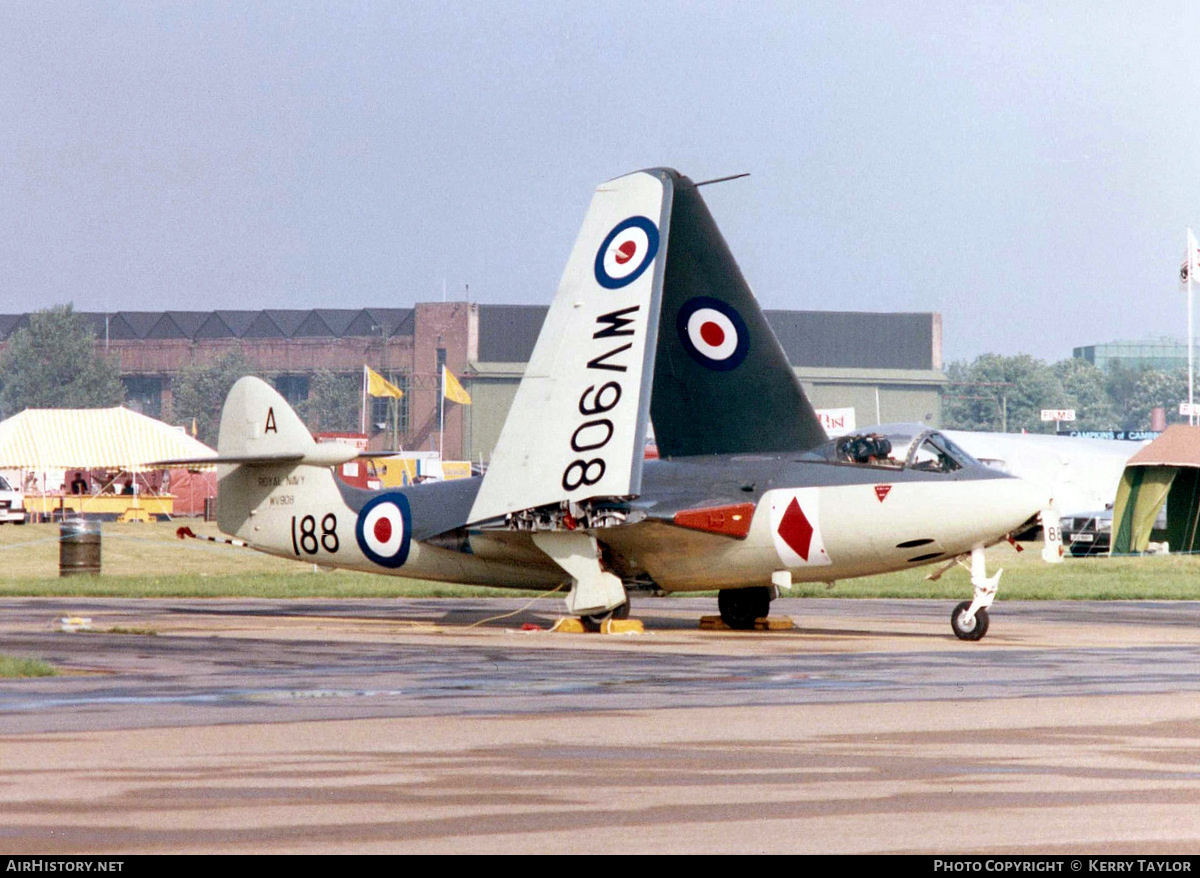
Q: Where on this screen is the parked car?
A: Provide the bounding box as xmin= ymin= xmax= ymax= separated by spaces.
xmin=1061 ymin=509 xmax=1112 ymax=557
xmin=0 ymin=474 xmax=26 ymax=523
xmin=1062 ymin=506 xmax=1171 ymax=557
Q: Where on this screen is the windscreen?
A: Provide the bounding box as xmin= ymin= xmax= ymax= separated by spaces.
xmin=802 ymin=427 xmax=979 ymax=473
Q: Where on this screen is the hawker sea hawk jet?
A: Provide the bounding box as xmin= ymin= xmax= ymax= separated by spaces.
xmin=177 ymin=169 xmax=1054 ymax=641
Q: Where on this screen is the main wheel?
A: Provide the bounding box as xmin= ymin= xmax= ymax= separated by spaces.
xmin=581 ymin=600 xmax=630 ymax=632
xmin=950 ymin=600 xmax=989 ymax=641
xmin=718 ymin=586 xmax=772 ymax=630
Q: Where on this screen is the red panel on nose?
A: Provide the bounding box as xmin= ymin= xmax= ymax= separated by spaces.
xmin=673 ymin=503 xmax=756 ymax=538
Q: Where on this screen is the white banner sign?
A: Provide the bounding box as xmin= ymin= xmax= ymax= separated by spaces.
xmin=1040 ymin=409 xmax=1076 ymax=422
xmin=815 ymin=407 xmax=856 ymax=435
xmin=1180 ymin=403 xmax=1200 ymax=417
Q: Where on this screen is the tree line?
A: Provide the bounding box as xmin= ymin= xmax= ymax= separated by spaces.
xmin=943 ymin=353 xmax=1191 ymax=433
xmin=0 ymin=305 xmax=362 ymax=444
xmin=0 ymin=305 xmax=1189 ymax=441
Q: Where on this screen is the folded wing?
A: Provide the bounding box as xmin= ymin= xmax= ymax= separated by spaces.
xmin=467 ymin=169 xmax=672 ymax=523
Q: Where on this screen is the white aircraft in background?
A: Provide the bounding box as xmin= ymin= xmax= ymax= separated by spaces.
xmin=941 ymin=430 xmax=1141 ymax=517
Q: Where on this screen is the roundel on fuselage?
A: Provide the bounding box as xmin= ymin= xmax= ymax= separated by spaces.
xmin=594 ymin=216 xmax=660 ymax=289
xmin=355 ymin=492 xmax=412 ymax=568
xmin=676 ymin=296 xmax=750 ymax=371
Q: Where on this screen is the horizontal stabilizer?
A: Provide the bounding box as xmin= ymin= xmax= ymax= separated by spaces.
xmin=151 ymin=446 xmax=359 ymax=468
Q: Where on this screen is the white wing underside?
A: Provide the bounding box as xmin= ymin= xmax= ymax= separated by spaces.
xmin=467 ymin=170 xmax=672 ymax=525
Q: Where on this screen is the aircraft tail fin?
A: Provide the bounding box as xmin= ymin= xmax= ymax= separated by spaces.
xmin=217 ymin=376 xmax=317 ymax=461
xmin=208 ymin=376 xmax=357 ymax=537
xmin=650 ymin=173 xmax=827 ymax=457
xmin=151 ymin=376 xmax=358 ymax=468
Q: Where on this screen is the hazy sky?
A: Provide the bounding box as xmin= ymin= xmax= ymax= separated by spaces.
xmin=2 ymin=2 xmax=1198 ymax=364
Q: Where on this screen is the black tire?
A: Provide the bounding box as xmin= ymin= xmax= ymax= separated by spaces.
xmin=950 ymin=600 xmax=989 ymax=641
xmin=718 ymin=586 xmax=772 ymax=630
xmin=581 ymin=600 xmax=630 ymax=632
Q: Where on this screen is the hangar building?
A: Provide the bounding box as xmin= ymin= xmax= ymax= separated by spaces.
xmin=0 ymin=304 xmax=945 ymax=462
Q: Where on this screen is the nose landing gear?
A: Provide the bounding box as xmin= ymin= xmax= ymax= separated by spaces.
xmin=951 ymin=545 xmax=1000 ymax=641
xmin=927 ymin=544 xmax=1001 ymax=641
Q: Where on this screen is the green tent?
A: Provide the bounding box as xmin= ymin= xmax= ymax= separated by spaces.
xmin=1111 ymin=426 xmax=1200 ymax=554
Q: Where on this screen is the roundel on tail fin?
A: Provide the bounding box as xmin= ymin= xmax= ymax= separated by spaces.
xmin=677 ymin=296 xmax=750 ymax=371
xmin=594 ymin=216 xmax=659 ymax=289
xmin=355 ymin=493 xmax=412 ymax=568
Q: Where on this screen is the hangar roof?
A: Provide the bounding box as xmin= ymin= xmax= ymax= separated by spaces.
xmin=0 ymin=309 xmax=418 ymax=342
xmin=0 ymin=305 xmax=942 ymax=373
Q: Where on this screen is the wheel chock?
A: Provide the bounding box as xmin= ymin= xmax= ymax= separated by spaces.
xmin=600 ymin=618 xmax=644 ymax=634
xmin=549 ymin=617 xmax=645 ymax=634
xmin=699 ymin=615 xmax=795 ymax=631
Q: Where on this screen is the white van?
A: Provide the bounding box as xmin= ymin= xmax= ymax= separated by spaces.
xmin=0 ymin=474 xmax=26 ymax=523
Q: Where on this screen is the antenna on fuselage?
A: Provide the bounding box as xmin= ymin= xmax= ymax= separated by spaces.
xmin=694 ymin=173 xmax=750 ymax=187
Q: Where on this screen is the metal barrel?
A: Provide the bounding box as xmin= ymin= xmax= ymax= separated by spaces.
xmin=59 ymin=519 xmax=102 ymax=577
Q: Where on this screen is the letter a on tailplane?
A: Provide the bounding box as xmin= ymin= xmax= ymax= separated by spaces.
xmin=468 ymin=169 xmax=673 ymax=524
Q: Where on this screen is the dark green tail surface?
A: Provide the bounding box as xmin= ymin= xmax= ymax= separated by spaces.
xmin=649 ymin=172 xmax=827 ymax=458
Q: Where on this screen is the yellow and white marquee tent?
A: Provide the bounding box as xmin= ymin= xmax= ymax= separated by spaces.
xmin=0 ymin=407 xmax=215 ymax=472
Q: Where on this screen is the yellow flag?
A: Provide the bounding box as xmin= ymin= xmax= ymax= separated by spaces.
xmin=365 ymin=366 xmax=404 ymax=398
xmin=442 ymin=365 xmax=471 ymax=405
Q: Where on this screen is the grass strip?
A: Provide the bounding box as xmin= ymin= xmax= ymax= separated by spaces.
xmin=0 ymin=521 xmax=1198 ymax=601
xmin=0 ymin=655 xmax=57 ymax=677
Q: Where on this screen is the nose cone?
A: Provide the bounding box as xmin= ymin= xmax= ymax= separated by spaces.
xmin=982 ymin=471 xmax=1053 ymax=535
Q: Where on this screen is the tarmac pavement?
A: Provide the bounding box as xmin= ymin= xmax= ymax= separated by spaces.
xmin=3 ymin=597 xmax=1200 ymax=854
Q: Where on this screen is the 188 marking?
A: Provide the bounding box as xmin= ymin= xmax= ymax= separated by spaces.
xmin=291 ymin=514 xmax=339 ymax=556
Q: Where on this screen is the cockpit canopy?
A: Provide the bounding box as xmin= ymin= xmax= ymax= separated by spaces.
xmin=802 ymin=424 xmax=979 ymax=474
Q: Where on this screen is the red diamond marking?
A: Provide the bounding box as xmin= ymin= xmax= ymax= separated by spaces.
xmin=778 ymin=497 xmax=813 ymax=561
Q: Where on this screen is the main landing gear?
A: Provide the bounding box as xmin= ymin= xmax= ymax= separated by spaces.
xmin=581 ymin=600 xmax=631 ymax=632
xmin=718 ymin=586 xmax=772 ymax=630
xmin=530 ymin=530 xmax=630 ymax=631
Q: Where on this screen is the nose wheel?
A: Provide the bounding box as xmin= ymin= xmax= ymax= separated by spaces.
xmin=948 ymin=545 xmax=1000 ymax=641
xmin=951 ymin=600 xmax=989 ymax=641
